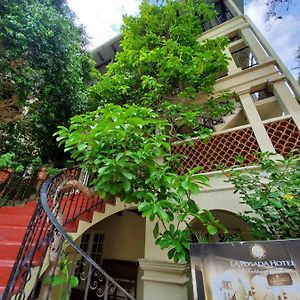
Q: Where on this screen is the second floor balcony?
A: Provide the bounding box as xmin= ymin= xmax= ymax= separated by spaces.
xmin=172 ymin=117 xmax=300 ymax=174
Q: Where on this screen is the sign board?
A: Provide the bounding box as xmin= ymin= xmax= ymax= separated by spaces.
xmin=190 ymin=240 xmax=300 ymax=300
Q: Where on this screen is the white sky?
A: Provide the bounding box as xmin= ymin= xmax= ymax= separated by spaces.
xmin=67 ymin=0 xmax=299 ymax=78
xmin=67 ymin=0 xmax=141 ymax=49
xmin=245 ymin=0 xmax=299 ymax=78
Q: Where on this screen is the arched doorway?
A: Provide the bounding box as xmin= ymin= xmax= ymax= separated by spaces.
xmin=72 ymin=208 xmax=146 ymax=299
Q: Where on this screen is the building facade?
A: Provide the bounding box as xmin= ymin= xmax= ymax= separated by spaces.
xmin=87 ymin=0 xmax=300 ymax=299
xmin=1 ymin=0 xmax=300 ymax=299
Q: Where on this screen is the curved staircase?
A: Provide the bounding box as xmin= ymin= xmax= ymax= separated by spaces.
xmin=0 ymin=201 xmax=37 ymax=295
xmin=0 ymin=197 xmax=112 ymax=296
xmin=0 ymin=168 xmax=133 ymax=300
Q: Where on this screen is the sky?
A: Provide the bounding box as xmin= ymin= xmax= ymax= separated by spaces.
xmin=67 ymin=0 xmax=300 ymax=78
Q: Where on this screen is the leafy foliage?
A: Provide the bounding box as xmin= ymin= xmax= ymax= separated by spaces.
xmin=0 ymin=0 xmax=94 ymax=162
xmin=56 ymin=0 xmax=234 ymax=263
xmin=89 ymin=0 xmax=230 ymax=113
xmin=43 ymin=246 xmax=78 ymax=300
xmin=223 ymin=153 xmax=300 ymax=240
xmin=57 ymin=104 xmax=227 ymax=263
xmin=0 ymin=152 xmax=24 ymax=173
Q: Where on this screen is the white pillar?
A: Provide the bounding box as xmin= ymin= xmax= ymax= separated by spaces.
xmin=272 ymin=80 xmax=300 ymax=130
xmin=141 ymin=219 xmax=190 ymax=300
xmin=139 ymin=259 xmax=190 ymax=300
xmin=241 ymin=27 xmax=269 ymax=64
xmin=239 ymin=92 xmax=276 ymax=153
xmin=224 ymin=47 xmax=240 ymax=75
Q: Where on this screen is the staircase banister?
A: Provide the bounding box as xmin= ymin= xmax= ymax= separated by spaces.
xmin=40 ymin=170 xmax=135 ymax=300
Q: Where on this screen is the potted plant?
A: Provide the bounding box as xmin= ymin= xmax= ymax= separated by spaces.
xmin=0 ymin=153 xmax=24 ymax=183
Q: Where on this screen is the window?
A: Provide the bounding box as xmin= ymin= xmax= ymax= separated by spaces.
xmin=90 ymin=233 xmax=104 ymax=265
xmin=250 ymin=88 xmax=273 ymax=102
xmin=231 ymin=46 xmax=257 ymax=70
xmin=80 ymin=233 xmax=90 ymax=252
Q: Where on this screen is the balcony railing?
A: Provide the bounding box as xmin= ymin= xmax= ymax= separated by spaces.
xmin=0 ymin=171 xmax=37 ymax=206
xmin=264 ymin=117 xmax=300 ymax=156
xmin=172 ymin=117 xmax=300 ymax=174
xmin=172 ymin=125 xmax=260 ymax=174
xmin=202 ymin=9 xmax=234 ymax=32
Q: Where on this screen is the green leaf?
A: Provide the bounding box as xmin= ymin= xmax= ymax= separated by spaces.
xmin=121 ymin=170 xmax=134 ymax=180
xmin=153 ymin=222 xmax=159 ymax=239
xmin=70 ymin=276 xmax=79 ymax=288
xmin=123 ymin=179 xmax=131 ymax=192
xmin=77 ymin=143 xmax=87 ymax=151
xmin=167 ymin=248 xmax=176 ymax=260
xmin=142 ymin=207 xmax=154 ymax=217
xmin=207 ymin=224 xmax=218 ymax=235
xmin=138 ymin=202 xmax=150 ymax=212
xmin=269 ymin=199 xmax=283 ymax=208
xmin=157 ymin=208 xmax=170 ymax=222
xmin=187 ymin=199 xmax=199 ymax=213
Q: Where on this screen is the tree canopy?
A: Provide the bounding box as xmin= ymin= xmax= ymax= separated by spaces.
xmin=90 ymin=0 xmax=230 ymax=110
xmin=0 ymin=0 xmax=94 ymax=164
xmin=57 ymin=0 xmax=233 ymax=263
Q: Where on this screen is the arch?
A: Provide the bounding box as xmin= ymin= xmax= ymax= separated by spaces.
xmin=190 ymin=209 xmax=252 ymax=241
xmin=72 ymin=207 xmax=145 ymax=299
xmin=70 ymin=199 xmax=137 ymax=241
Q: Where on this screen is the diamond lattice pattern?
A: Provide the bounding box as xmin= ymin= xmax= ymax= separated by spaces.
xmin=171 ymin=127 xmax=260 ymax=174
xmin=265 ymin=118 xmax=300 ymax=156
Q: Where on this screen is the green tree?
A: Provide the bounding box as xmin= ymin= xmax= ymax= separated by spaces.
xmin=57 ymin=104 xmax=226 ymax=263
xmin=89 ymin=0 xmax=232 ymax=123
xmin=0 ymin=0 xmax=94 ymax=164
xmin=56 ymin=0 xmax=234 ymax=263
xmin=222 ymin=153 xmax=300 ymax=240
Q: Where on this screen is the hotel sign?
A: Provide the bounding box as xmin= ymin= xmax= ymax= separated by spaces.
xmin=191 ymin=240 xmax=300 ymax=300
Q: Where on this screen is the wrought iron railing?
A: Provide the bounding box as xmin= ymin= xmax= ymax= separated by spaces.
xmin=2 ymin=167 xmax=135 ymax=300
xmin=198 ymin=103 xmax=236 ymax=129
xmin=0 ymin=171 xmax=37 ymax=206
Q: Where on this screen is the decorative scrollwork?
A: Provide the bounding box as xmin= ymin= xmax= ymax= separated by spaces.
xmin=108 ymin=282 xmax=117 ymax=295
xmin=96 ymin=285 xmax=106 ymax=298
xmin=89 ymin=279 xmax=99 ymax=290
xmin=93 ymin=267 xmax=104 ymax=282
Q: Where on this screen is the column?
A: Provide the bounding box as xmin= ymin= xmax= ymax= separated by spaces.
xmin=224 ymin=47 xmax=240 ymax=75
xmin=139 ymin=259 xmax=190 ymax=300
xmin=272 ymin=80 xmax=300 ymax=130
xmin=239 ymin=92 xmax=276 ymax=153
xmin=241 ymin=27 xmax=269 ymax=64
xmin=140 ymin=219 xmax=190 ymax=300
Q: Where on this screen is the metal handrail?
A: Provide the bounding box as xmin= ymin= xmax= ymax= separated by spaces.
xmin=40 ymin=175 xmax=135 ymax=300
xmin=2 ymin=167 xmax=135 ymax=300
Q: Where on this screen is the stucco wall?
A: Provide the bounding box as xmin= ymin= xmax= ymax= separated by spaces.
xmin=88 ymin=210 xmax=146 ymax=261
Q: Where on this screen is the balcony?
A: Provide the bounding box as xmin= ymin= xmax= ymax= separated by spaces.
xmin=202 ymin=4 xmax=234 ymax=32
xmin=172 ymin=117 xmax=300 ymax=174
